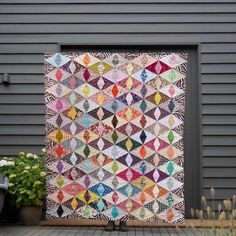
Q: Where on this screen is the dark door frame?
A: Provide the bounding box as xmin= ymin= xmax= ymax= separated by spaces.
xmin=58 ymin=43 xmax=202 ymax=218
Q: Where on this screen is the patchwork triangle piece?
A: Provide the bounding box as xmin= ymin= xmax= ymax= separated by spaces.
xmin=45 ymin=52 xmax=187 ymax=223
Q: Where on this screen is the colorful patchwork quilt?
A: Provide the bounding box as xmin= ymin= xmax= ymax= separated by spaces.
xmin=45 ymin=51 xmax=187 ymax=223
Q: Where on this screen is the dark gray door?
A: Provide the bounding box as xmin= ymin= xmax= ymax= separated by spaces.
xmin=183 ymin=47 xmax=201 ymax=217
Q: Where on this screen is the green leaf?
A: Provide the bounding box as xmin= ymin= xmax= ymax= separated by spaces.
xmin=29 ymin=193 xmax=36 ymax=199
xmin=16 ymin=196 xmax=22 ymax=203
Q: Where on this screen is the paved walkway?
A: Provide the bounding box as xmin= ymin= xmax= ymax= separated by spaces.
xmin=0 ymin=226 xmax=219 ymax=236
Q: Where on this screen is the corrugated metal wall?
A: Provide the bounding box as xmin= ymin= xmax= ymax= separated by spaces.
xmin=0 ymin=0 xmax=236 ymax=209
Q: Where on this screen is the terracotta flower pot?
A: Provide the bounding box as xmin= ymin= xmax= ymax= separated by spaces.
xmin=20 ymin=206 xmax=42 ymax=226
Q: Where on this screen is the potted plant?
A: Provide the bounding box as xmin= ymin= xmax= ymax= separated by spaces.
xmin=0 ymin=149 xmax=46 ymax=225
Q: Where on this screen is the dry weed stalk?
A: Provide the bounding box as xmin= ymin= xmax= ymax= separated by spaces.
xmin=179 ymin=187 xmax=236 ymax=236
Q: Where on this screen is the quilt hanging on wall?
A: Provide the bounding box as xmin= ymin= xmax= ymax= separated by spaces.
xmin=45 ymin=51 xmax=188 ymax=223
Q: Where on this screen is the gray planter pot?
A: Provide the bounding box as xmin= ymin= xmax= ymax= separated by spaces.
xmin=20 ymin=206 xmax=42 ymax=226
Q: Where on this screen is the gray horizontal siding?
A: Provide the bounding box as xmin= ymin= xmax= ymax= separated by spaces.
xmin=202 ymin=74 xmax=236 ymax=83
xmin=203 ymin=158 xmax=236 ymax=167
xmin=1 ymin=0 xmax=236 ymax=3
xmin=202 ymin=115 xmax=236 ymax=125
xmin=0 ymin=0 xmax=235 ymax=207
xmin=1 ymin=34 xmax=236 ymax=43
xmin=0 ymin=44 xmax=58 ymax=53
xmin=1 ymin=14 xmax=236 ymax=24
xmin=0 ymin=4 xmax=236 ymax=14
xmin=203 ymin=126 xmax=236 ymax=135
xmin=0 ymin=23 xmax=236 ymax=34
